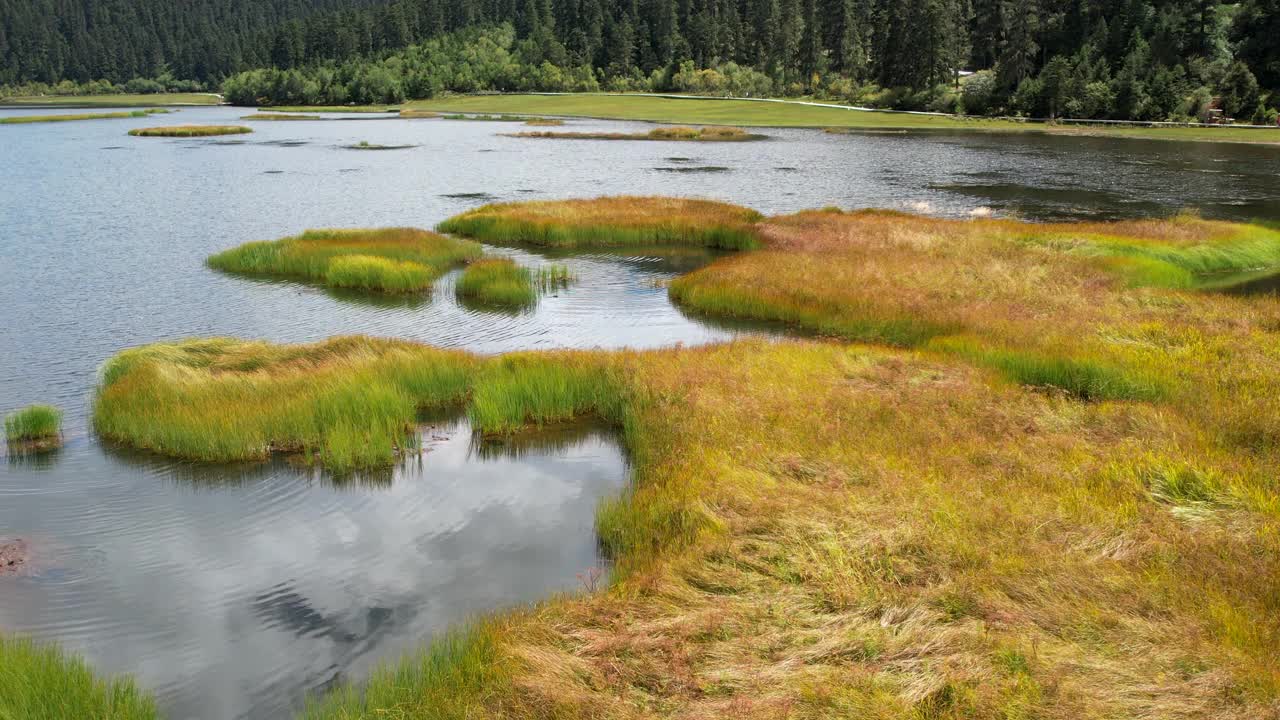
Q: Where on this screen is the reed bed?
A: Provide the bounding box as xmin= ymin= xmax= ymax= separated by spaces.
xmin=438 ymin=196 xmax=764 ymax=250
xmin=523 ymin=118 xmax=564 ymax=126
xmin=0 ymin=635 xmax=158 ymax=720
xmin=128 ymin=124 xmax=251 ymax=137
xmin=5 ymin=404 xmax=62 ymax=442
xmin=82 ymin=200 xmax=1280 ymax=720
xmin=510 ymin=125 xmax=762 ymax=141
xmin=207 ymin=227 xmax=481 ymax=294
xmin=399 ymin=109 xmax=440 ymax=118
xmin=0 ymin=108 xmax=168 ymax=124
xmin=442 ymin=113 xmax=532 ymax=121
xmin=241 ymin=112 xmax=321 ymax=120
xmin=455 ymin=258 xmax=537 ymax=308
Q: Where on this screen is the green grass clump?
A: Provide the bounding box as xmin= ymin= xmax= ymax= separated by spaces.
xmin=455 ymin=258 xmax=537 ymax=308
xmin=299 ymin=624 xmax=508 ymax=720
xmin=438 ymin=196 xmax=763 ymax=251
xmin=534 ymin=264 xmax=574 ymax=291
xmin=128 ymin=124 xmax=251 ymax=137
xmin=931 ymin=337 xmax=1166 ymax=402
xmin=0 ymin=109 xmax=167 ymax=124
xmin=5 ymin=405 xmax=62 ymax=441
xmin=511 ymin=125 xmax=762 ymax=141
xmin=326 ymin=255 xmax=436 ymax=292
xmin=241 ymin=112 xmax=320 ymax=120
xmin=0 ymin=635 xmax=158 ymax=720
xmin=207 ymin=227 xmax=481 ymax=294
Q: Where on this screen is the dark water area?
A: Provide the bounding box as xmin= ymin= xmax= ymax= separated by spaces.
xmin=2 ymin=105 xmax=1280 ymax=719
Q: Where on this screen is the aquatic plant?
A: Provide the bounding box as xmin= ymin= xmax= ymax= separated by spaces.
xmin=441 ymin=113 xmax=532 ymax=121
xmin=207 ymin=227 xmax=481 ymax=294
xmin=344 ymin=140 xmax=416 ymax=150
xmin=128 ymin=125 xmax=252 ymax=137
xmin=0 ymin=634 xmax=158 ymax=720
xmin=438 ymin=196 xmax=764 ymax=250
xmin=5 ymin=404 xmax=61 ymax=443
xmin=399 ymin=109 xmax=440 ymax=119
xmin=510 ymin=125 xmax=762 ymax=141
xmin=0 ymin=108 xmax=168 ymax=124
xmin=454 ymin=258 xmax=537 ymax=308
xmin=523 ymin=117 xmax=565 ymax=126
xmin=240 ymin=112 xmax=320 ymax=120
xmin=263 ymin=105 xmax=398 ymax=113
xmin=534 ymin=264 xmax=574 ymax=291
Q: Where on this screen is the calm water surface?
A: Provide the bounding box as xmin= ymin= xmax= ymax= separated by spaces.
xmin=2 ymin=106 xmax=1279 ymax=719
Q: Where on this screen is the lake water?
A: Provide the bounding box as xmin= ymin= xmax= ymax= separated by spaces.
xmin=2 ymin=105 xmax=1279 ymax=719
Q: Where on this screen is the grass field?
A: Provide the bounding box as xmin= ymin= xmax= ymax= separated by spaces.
xmin=406 ymin=93 xmax=1280 ymax=144
xmin=86 ymin=198 xmax=1280 ymax=719
xmin=0 ymin=93 xmax=219 ymax=107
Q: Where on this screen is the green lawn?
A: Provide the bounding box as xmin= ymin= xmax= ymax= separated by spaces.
xmin=0 ymin=93 xmax=221 ymax=107
xmin=406 ymin=93 xmax=1280 ymax=145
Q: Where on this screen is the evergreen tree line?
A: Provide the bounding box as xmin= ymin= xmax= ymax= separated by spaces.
xmin=4 ymin=0 xmax=1279 ymax=122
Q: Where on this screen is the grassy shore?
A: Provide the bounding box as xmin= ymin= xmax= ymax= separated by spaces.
xmin=510 ymin=125 xmax=762 ymax=141
xmin=0 ymin=93 xmax=219 ymax=107
xmin=0 ymin=635 xmax=158 ymax=720
xmin=438 ymin=196 xmax=764 ymax=250
xmin=207 ymin=227 xmax=481 ymax=295
xmin=86 ymin=199 xmax=1280 ymax=718
xmin=263 ymin=105 xmax=398 ymax=113
xmin=0 ymin=108 xmax=169 ymax=124
xmin=455 ymin=258 xmax=537 ymax=308
xmin=129 ymin=124 xmax=250 ymax=137
xmin=406 ymin=93 xmax=1280 ymax=144
xmin=241 ymin=112 xmax=321 ymax=121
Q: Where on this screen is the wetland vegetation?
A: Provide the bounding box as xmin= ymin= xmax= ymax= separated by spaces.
xmin=206 ymin=227 xmax=481 ymax=294
xmin=437 ymin=196 xmax=764 ymax=250
xmin=240 ymin=112 xmax=320 ymax=120
xmin=455 ymin=258 xmax=538 ymax=308
xmin=128 ymin=125 xmax=250 ymax=137
xmin=5 ymin=404 xmax=62 ymax=452
xmin=344 ymin=140 xmax=416 ymax=150
xmin=511 ymin=125 xmax=761 ymax=142
xmin=0 ymin=635 xmax=158 ymax=720
xmin=90 ymin=194 xmax=1280 ymax=716
xmin=0 ymin=108 xmax=169 ymax=124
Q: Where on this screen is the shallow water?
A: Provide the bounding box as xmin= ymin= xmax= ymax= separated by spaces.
xmin=2 ymin=106 xmax=1280 ymax=719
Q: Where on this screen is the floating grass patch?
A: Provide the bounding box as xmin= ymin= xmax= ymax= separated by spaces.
xmin=1 ymin=108 xmax=168 ymax=124
xmin=510 ymin=125 xmax=764 ymax=141
xmin=455 ymin=258 xmax=537 ymax=308
xmin=399 ymin=109 xmax=440 ymax=119
xmin=438 ymin=196 xmax=764 ymax=251
xmin=241 ymin=112 xmax=320 ymax=120
xmin=264 ymin=105 xmax=398 ymax=113
xmin=442 ymin=113 xmax=532 ymax=121
xmin=524 ymin=117 xmax=564 ymax=126
xmin=129 ymin=124 xmax=251 ymax=137
xmin=344 ymin=140 xmax=416 ymax=150
xmin=5 ymin=405 xmax=62 ymax=442
xmin=0 ymin=634 xmax=158 ymax=720
xmin=207 ymin=227 xmax=481 ymax=294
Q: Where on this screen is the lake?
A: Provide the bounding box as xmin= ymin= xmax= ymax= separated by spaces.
xmin=2 ymin=105 xmax=1279 ymax=719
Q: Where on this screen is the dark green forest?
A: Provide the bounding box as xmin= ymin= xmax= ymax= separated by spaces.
xmin=3 ymin=0 xmax=1278 ymax=122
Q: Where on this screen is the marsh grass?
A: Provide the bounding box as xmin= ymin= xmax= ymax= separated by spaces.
xmin=510 ymin=125 xmax=763 ymax=141
xmin=438 ymin=196 xmax=764 ymax=251
xmin=207 ymin=227 xmax=481 ymax=294
xmin=0 ymin=635 xmax=158 ymax=720
xmin=5 ymin=405 xmax=62 ymax=442
xmin=241 ymin=112 xmax=320 ymax=120
xmin=455 ymin=258 xmax=537 ymax=308
xmin=399 ymin=109 xmax=440 ymax=118
xmin=129 ymin=124 xmax=251 ymax=137
xmin=264 ymin=105 xmax=398 ymax=113
xmin=534 ymin=264 xmax=574 ymax=291
xmin=442 ymin=113 xmax=532 ymax=121
xmin=523 ymin=117 xmax=565 ymax=126
xmin=345 ymin=140 xmax=416 ymax=150
xmin=0 ymin=108 xmax=167 ymax=124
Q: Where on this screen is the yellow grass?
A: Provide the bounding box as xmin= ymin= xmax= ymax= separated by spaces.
xmin=128 ymin=124 xmax=251 ymax=137
xmin=92 ymin=202 xmax=1280 ymax=719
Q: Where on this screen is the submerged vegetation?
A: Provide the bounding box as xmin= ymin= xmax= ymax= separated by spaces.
xmin=0 ymin=634 xmax=158 ymax=720
xmin=455 ymin=258 xmax=537 ymax=308
xmin=207 ymin=227 xmax=480 ymax=294
xmin=438 ymin=196 xmax=764 ymax=251
xmin=0 ymin=108 xmax=168 ymax=124
xmin=128 ymin=125 xmax=250 ymax=137
xmin=512 ymin=125 xmax=761 ymax=142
